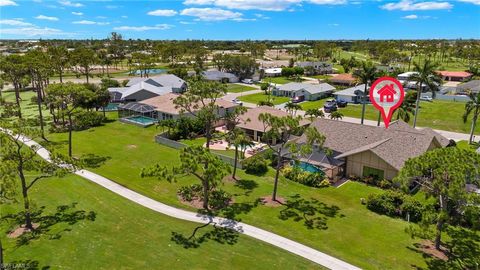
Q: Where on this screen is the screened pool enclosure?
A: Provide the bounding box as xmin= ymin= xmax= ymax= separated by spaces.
xmin=118 ymin=102 xmax=158 ymax=127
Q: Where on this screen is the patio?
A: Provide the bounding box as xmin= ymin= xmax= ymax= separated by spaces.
xmin=205 ymin=139 xmax=267 ymax=158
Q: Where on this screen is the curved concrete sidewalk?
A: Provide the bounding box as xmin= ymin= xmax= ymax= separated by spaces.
xmin=10 ymin=132 xmax=361 ymax=270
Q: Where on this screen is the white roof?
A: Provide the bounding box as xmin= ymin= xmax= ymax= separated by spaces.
xmin=126 ymin=74 xmax=186 ymax=89
xmin=108 ymin=81 xmax=172 ymax=100
xmin=397 ymin=71 xmax=418 ymax=78
xmin=265 ymin=68 xmax=282 ymax=74
xmin=277 ymin=82 xmax=335 ymax=95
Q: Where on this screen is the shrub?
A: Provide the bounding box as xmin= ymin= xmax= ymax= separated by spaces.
xmin=366 ymin=191 xmax=424 ymax=222
xmin=379 ymin=179 xmax=392 ymax=189
xmin=74 ymin=111 xmax=106 ymax=131
xmin=319 ymin=179 xmax=331 ymax=187
xmin=177 ymin=184 xmax=203 ymax=202
xmin=209 ymin=190 xmax=232 ymax=209
xmin=260 ymin=83 xmax=269 ymax=91
xmin=400 ymin=196 xmax=424 ymax=222
xmin=242 ymin=155 xmax=268 ymax=175
xmin=282 ymin=165 xmax=327 ymax=188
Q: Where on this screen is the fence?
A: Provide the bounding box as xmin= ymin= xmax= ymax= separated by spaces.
xmin=154 ymin=134 xmax=243 ymax=169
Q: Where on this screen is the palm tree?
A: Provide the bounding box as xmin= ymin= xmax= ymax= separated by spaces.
xmin=354 ymin=61 xmax=377 ymax=125
xmin=284 ymin=101 xmax=302 ymax=115
xmin=305 ymin=108 xmax=325 ymax=122
xmin=226 ymin=128 xmax=252 ymax=180
xmin=408 ymin=60 xmax=442 ymax=128
xmin=463 ymin=91 xmax=480 ymax=144
xmin=329 ymin=111 xmax=344 ymax=120
xmin=395 ymin=91 xmax=416 ymax=123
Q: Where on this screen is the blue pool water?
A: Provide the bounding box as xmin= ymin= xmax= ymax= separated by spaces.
xmin=296 ymin=162 xmax=322 ymax=173
xmin=104 ymin=103 xmax=120 ymax=111
xmin=127 ymin=116 xmax=156 ymax=125
xmin=128 ymin=68 xmax=166 ymax=75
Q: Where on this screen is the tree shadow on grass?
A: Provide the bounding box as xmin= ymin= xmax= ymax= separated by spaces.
xmin=170 ymin=191 xmax=262 ymax=249
xmin=78 ymin=153 xmax=111 ymax=168
xmin=233 ymin=179 xmax=258 ymax=196
xmin=3 ymin=260 xmax=50 ymax=270
xmin=3 ymin=203 xmax=96 ymax=246
xmin=278 ymin=194 xmax=342 ymax=230
xmin=409 ymin=227 xmax=480 ymax=270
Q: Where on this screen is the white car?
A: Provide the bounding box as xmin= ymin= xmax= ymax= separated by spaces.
xmin=420 ymin=96 xmax=433 ymax=102
xmin=232 ymin=99 xmax=243 ymax=105
xmin=242 ymin=79 xmax=253 ymax=84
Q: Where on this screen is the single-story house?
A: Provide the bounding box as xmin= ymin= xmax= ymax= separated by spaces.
xmin=436 ymin=71 xmax=473 ymax=82
xmin=329 ymin=73 xmax=356 ymax=86
xmin=397 ymin=71 xmax=418 ymax=81
xmin=264 ymin=68 xmax=282 ymax=77
xmin=456 ymin=80 xmax=480 ymax=94
xmin=119 ymin=93 xmax=239 ymax=122
xmin=108 ymin=74 xmax=186 ymax=102
xmin=397 ymin=71 xmax=438 ymax=90
xmin=273 ymin=82 xmax=335 ymax=101
xmin=333 ymin=84 xmax=366 ymax=103
xmin=290 ymin=119 xmax=450 ymax=181
xmin=203 ymin=70 xmax=239 ymax=83
xmin=237 ymin=106 xmax=309 ymax=143
xmin=296 ymin=61 xmax=333 ymax=75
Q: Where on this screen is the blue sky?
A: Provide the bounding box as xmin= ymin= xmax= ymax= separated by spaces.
xmin=0 ymin=0 xmax=479 ymax=39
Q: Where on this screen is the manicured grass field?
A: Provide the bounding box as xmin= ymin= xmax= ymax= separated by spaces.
xmin=263 ymin=76 xmax=302 ymax=85
xmin=226 ymin=83 xmax=257 ymax=93
xmin=237 ymin=93 xmax=290 ymax=105
xmin=1 ymin=174 xmax=321 ymax=269
xmin=41 ymin=116 xmax=430 ymax=269
xmin=300 ymin=98 xmax=479 ymax=134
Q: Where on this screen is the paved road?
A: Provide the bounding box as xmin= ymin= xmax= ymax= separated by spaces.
xmin=7 ymin=131 xmax=361 ymax=270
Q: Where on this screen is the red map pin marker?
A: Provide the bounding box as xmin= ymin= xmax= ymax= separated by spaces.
xmin=369 ymin=77 xmax=405 ymax=128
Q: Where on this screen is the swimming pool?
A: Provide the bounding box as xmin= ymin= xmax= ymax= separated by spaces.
xmin=104 ymin=103 xmax=120 ymax=111
xmin=296 ymin=162 xmax=322 ymax=173
xmin=128 ymin=68 xmax=166 ymax=75
xmin=121 ymin=116 xmax=157 ymax=127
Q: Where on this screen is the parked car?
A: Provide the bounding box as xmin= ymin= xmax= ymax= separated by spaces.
xmin=242 ymin=79 xmax=253 ymax=84
xmin=292 ymin=96 xmax=305 ymax=103
xmin=420 ymin=96 xmax=433 ymax=102
xmin=337 ymin=100 xmax=348 ymax=107
xmin=232 ymin=99 xmax=243 ymax=106
xmin=323 ymin=102 xmax=337 ymax=113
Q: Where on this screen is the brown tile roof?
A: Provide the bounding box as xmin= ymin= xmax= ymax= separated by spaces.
xmin=297 ymin=119 xmax=449 ymax=170
xmin=237 ymin=106 xmax=308 ymax=132
xmin=330 ymin=73 xmax=356 ymax=84
xmin=141 ymin=93 xmax=237 ymax=115
xmin=436 ymin=71 xmax=473 ymax=78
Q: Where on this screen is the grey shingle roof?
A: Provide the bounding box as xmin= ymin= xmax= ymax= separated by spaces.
xmin=333 ymin=84 xmax=366 ymax=97
xmin=126 ymin=74 xmax=186 ymax=89
xmin=203 ymin=70 xmax=238 ymax=81
xmin=457 ymin=80 xmax=480 ymax=93
xmin=277 ymin=82 xmax=335 ymax=95
xmin=297 ymin=119 xmax=449 ymax=170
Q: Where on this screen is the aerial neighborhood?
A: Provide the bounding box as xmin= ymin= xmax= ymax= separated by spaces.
xmin=0 ymin=1 xmax=479 ymax=269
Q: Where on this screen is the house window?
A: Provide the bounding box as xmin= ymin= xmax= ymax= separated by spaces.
xmin=362 ymin=166 xmax=384 ymax=181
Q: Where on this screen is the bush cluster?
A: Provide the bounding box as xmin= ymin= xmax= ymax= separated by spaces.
xmin=242 ymin=155 xmax=268 ymax=175
xmin=281 ymin=165 xmax=327 ymax=188
xmin=366 ymin=191 xmax=423 ymax=222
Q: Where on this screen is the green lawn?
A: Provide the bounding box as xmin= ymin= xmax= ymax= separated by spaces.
xmin=38 ymin=115 xmax=431 ymax=269
xmin=1 ymin=175 xmax=320 ymax=269
xmin=238 ymin=93 xmax=290 ymax=105
xmin=226 ymin=83 xmax=257 ymax=93
xmin=300 ymin=98 xmax=479 ymax=134
xmin=263 ymin=76 xmax=302 ymax=85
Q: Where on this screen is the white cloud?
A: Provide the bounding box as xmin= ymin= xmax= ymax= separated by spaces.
xmin=183 ymin=0 xmax=345 ymax=11
xmin=180 ymin=21 xmax=196 ymax=24
xmin=72 ymin=11 xmax=83 ymax=15
xmin=121 ymin=15 xmax=128 ymax=18
xmin=0 ymin=27 xmax=65 ymax=37
xmin=381 ymin=0 xmax=452 ymax=11
xmin=147 ymin=9 xmax=178 ymax=16
xmin=0 ymin=19 xmax=33 ymax=26
xmin=113 ymin=24 xmax=173 ymax=31
xmin=180 ymin=8 xmax=244 ymax=21
xmin=0 ymin=0 xmax=17 ymax=6
xmin=73 ymin=20 xmax=109 ymax=25
xmin=328 ymin=23 xmax=340 ymax=26
xmin=35 ymin=15 xmax=59 ymax=21
xmin=458 ymin=0 xmax=480 ymax=5
xmin=402 ymin=14 xmax=418 ymax=19
xmin=58 ymin=0 xmax=83 ymax=7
